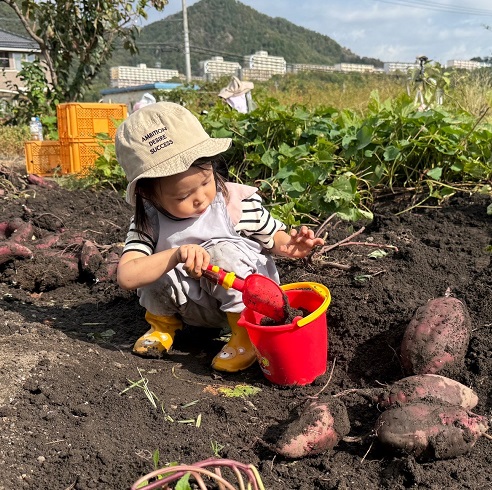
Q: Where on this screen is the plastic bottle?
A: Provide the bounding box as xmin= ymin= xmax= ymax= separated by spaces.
xmin=35 ymin=116 xmax=44 ymax=141
xmin=29 ymin=117 xmax=40 ymax=141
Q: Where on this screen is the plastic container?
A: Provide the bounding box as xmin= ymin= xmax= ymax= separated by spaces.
xmin=59 ymin=139 xmax=107 ymax=175
xmin=29 ymin=117 xmax=41 ymax=141
xmin=238 ymin=282 xmax=331 ymax=386
xmin=35 ymin=117 xmax=44 ymax=141
xmin=56 ymin=102 xmax=127 ymax=140
xmin=25 ymin=141 xmax=71 ymax=176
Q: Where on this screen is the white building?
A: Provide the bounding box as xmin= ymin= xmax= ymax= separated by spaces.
xmin=383 ymin=61 xmax=418 ymax=73
xmin=199 ymin=56 xmax=241 ymax=80
xmin=110 ymin=64 xmax=181 ymax=88
xmin=446 ymin=60 xmax=490 ymax=70
xmin=289 ymin=63 xmax=336 ymax=74
xmin=243 ymin=51 xmax=286 ymax=75
xmin=334 ymin=63 xmax=375 ymax=73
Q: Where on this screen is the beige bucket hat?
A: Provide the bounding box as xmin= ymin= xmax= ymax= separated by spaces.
xmin=218 ymin=76 xmax=254 ymax=99
xmin=115 ymin=102 xmax=232 ymax=205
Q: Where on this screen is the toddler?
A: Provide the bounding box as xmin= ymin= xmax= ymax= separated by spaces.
xmin=115 ymin=102 xmax=324 ymax=372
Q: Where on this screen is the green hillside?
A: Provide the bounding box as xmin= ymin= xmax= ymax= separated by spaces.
xmin=0 ymin=3 xmax=26 ymax=35
xmin=1 ymin=0 xmax=382 ymax=87
xmin=110 ymin=0 xmax=382 ymax=74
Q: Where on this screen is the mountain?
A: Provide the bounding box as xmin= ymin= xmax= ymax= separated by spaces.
xmin=1 ymin=0 xmax=382 ymax=83
xmin=110 ymin=0 xmax=382 ymax=73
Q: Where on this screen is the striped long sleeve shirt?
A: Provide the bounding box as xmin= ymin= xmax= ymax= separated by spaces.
xmin=122 ymin=191 xmax=286 ymax=256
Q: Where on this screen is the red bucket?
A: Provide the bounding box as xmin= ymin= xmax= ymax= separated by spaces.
xmin=238 ymin=282 xmax=331 ymax=386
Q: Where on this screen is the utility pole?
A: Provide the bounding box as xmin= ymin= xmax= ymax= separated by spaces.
xmin=182 ymin=0 xmax=192 ymax=82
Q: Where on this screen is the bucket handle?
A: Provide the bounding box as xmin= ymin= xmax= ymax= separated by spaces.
xmin=280 ymin=282 xmax=331 ymax=327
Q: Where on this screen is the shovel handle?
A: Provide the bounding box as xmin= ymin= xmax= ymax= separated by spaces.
xmin=205 ymin=264 xmax=245 ymax=291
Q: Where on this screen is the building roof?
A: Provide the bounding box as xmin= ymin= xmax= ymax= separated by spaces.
xmin=0 ymin=28 xmax=39 ymax=51
xmin=100 ymin=82 xmax=194 ymax=95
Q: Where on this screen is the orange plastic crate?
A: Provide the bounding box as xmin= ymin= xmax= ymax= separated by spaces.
xmin=57 ymin=102 xmax=127 ymax=140
xmin=25 ymin=141 xmax=71 ymax=176
xmin=60 ymin=139 xmax=108 ymax=175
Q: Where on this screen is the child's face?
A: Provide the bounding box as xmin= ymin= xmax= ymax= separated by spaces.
xmin=156 ymin=165 xmax=217 ymax=219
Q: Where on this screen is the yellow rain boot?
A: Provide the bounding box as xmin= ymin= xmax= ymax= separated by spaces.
xmin=211 ymin=312 xmax=256 ymax=372
xmin=133 ymin=312 xmax=183 ymax=358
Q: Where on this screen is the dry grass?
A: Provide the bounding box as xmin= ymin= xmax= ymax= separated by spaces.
xmin=447 ymin=71 xmax=492 ymax=118
xmin=258 ymin=73 xmax=406 ymax=112
xmin=0 ymin=124 xmax=30 ymax=159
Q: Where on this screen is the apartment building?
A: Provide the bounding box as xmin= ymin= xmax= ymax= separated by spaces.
xmin=334 ymin=63 xmax=375 ymax=73
xmin=446 ymin=59 xmax=490 ymax=70
xmin=383 ymin=61 xmax=418 ymax=73
xmin=288 ymin=63 xmax=336 ymax=74
xmin=199 ymin=56 xmax=241 ymax=80
xmin=243 ymin=51 xmax=286 ymax=76
xmin=110 ymin=64 xmax=181 ymax=88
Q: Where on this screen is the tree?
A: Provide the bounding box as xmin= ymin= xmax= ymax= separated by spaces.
xmin=1 ymin=0 xmax=168 ymax=105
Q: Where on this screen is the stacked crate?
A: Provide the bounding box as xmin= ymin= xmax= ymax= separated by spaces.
xmin=24 ymin=141 xmax=70 ymax=176
xmin=25 ymin=103 xmax=127 ymax=176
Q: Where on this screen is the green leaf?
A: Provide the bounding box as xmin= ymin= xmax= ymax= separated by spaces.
xmin=356 ymin=125 xmax=373 ymax=149
xmin=175 ymin=473 xmax=192 ymax=490
xmin=261 ymin=150 xmax=277 ymax=169
xmin=218 ymin=384 xmax=261 ymax=397
xmin=152 ymin=449 xmax=160 ymax=469
xmin=383 ymin=146 xmax=400 ymax=161
xmin=336 ymin=208 xmax=373 ymax=222
xmin=427 ymin=167 xmax=443 ymax=180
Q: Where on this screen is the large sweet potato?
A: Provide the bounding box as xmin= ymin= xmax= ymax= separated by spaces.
xmin=80 ymin=240 xmax=103 ymax=277
xmin=400 ymin=297 xmax=471 ymax=375
xmin=375 ymin=402 xmax=489 ymax=460
xmin=270 ymin=398 xmax=351 ymax=459
xmin=0 ymin=241 xmax=33 ymax=265
xmin=6 ymin=218 xmax=34 ymax=243
xmin=377 ymin=374 xmax=478 ymax=410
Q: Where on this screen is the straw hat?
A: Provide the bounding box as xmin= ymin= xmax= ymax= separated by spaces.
xmin=218 ymin=76 xmax=254 ymax=99
xmin=115 ymin=102 xmax=231 ymax=205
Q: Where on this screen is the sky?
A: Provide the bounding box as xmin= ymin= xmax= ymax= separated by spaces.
xmin=145 ymin=0 xmax=492 ymax=65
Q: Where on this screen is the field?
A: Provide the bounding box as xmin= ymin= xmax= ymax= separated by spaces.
xmin=0 ymin=159 xmax=491 ymax=489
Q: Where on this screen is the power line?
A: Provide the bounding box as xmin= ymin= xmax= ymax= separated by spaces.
xmin=372 ymin=0 xmax=492 ymax=16
xmin=136 ymin=42 xmax=246 ymax=62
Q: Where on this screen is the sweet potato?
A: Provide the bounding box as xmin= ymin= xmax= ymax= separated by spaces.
xmin=27 ymin=174 xmax=58 ymax=189
xmin=80 ymin=240 xmax=103 ymax=276
xmin=6 ymin=218 xmax=34 ymax=243
xmin=270 ymin=398 xmax=351 ymax=459
xmin=375 ymin=402 xmax=489 ymax=460
xmin=0 ymin=241 xmax=33 ymax=265
xmin=377 ymin=374 xmax=478 ymax=410
xmin=33 ymin=234 xmax=61 ymax=249
xmin=95 ymin=251 xmax=120 ymax=283
xmin=400 ymin=297 xmax=471 ymax=375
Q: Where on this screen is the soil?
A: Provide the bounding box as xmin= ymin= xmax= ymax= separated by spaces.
xmin=1 ymin=159 xmax=491 ymax=490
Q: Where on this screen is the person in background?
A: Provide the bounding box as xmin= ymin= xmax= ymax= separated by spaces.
xmin=218 ymin=76 xmax=256 ymax=114
xmin=115 ymin=102 xmax=324 ymax=372
xmin=132 ymin=93 xmax=156 ymax=113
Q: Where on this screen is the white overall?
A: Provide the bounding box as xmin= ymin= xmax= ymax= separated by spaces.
xmin=137 ymin=187 xmax=280 ymax=329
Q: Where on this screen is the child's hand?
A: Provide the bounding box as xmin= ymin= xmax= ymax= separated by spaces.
xmin=276 ymin=226 xmax=324 ymax=259
xmin=177 ymin=244 xmax=210 ymax=278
